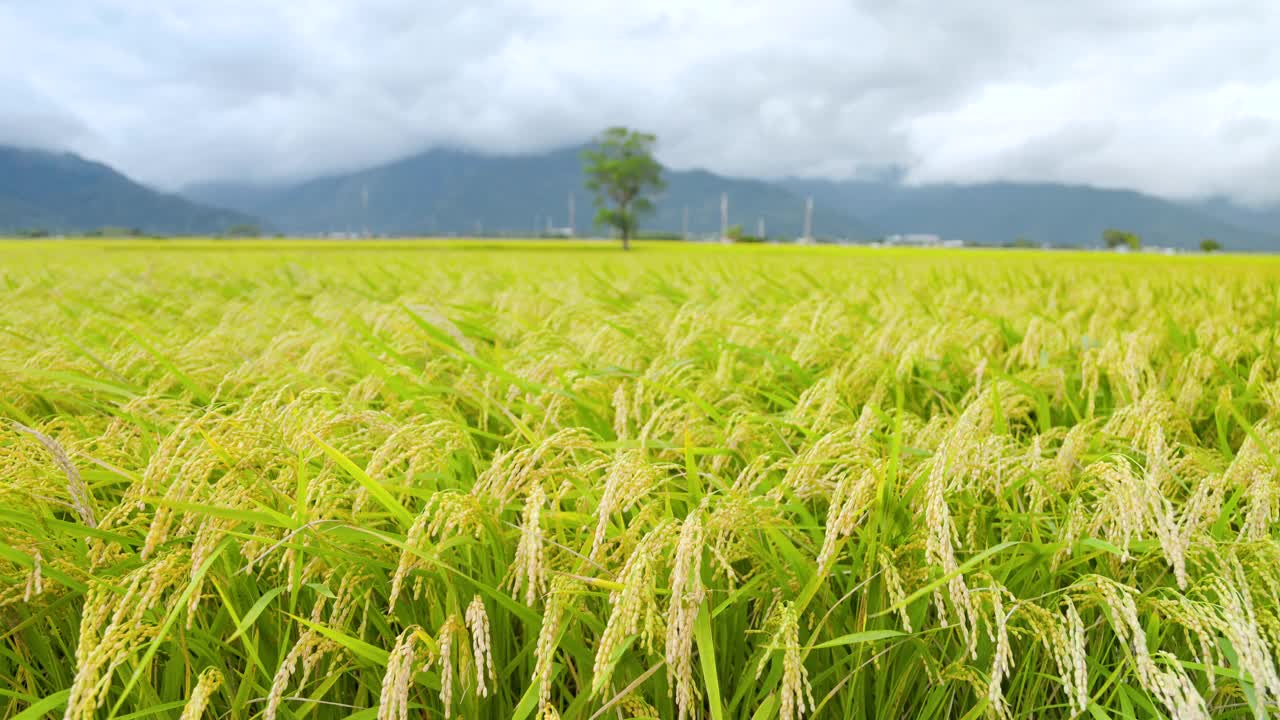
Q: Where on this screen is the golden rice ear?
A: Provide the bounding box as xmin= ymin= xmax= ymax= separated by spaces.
xmin=65 ymin=553 xmax=191 ymax=720
xmin=507 ymin=483 xmax=548 ymax=607
xmin=435 ymin=615 xmax=465 ymax=719
xmin=593 ymin=521 xmax=675 ymax=694
xmin=11 ymin=421 xmax=96 ymax=528
xmin=591 ymin=449 xmax=663 ymax=562
xmin=533 ymin=577 xmax=583 ymax=716
xmin=465 ymin=595 xmax=496 ymax=697
xmin=178 ymin=668 xmax=224 ymax=720
xmin=378 ymin=625 xmax=426 ymax=720
xmin=754 ymin=601 xmax=814 ymax=720
xmin=982 ymin=581 xmax=1016 ymax=718
xmin=665 ymin=512 xmax=706 ymax=720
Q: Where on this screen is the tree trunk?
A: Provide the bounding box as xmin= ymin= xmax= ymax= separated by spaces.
xmin=620 ymin=202 xmax=631 ymax=250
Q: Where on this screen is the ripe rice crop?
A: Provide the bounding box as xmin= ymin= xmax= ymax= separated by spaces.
xmin=2 ymin=239 xmax=1280 ymax=719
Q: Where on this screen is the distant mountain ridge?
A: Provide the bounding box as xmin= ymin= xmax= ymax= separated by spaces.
xmin=784 ymin=178 xmax=1280 ymax=251
xmin=184 ymin=147 xmax=878 ymax=239
xmin=0 ymin=145 xmax=260 ymax=235
xmin=1190 ymin=196 xmax=1280 ymax=238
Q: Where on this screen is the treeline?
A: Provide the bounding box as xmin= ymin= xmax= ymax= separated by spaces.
xmin=5 ymin=223 xmax=264 ymax=239
xmin=997 ymin=229 xmax=1225 ymax=252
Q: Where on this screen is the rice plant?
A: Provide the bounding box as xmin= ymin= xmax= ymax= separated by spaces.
xmin=2 ymin=239 xmax=1280 ymax=719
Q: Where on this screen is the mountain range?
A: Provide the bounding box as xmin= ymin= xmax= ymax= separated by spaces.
xmin=2 ymin=141 xmax=1279 ymax=250
xmin=0 ymin=146 xmax=257 ymax=236
xmin=785 ymin=179 xmax=1280 ymax=250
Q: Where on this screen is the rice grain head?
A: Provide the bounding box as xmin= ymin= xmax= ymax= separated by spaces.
xmin=378 ymin=625 xmax=424 ymax=720
xmin=466 ymin=595 xmax=496 ymax=698
xmin=178 ymin=668 xmax=224 ymax=720
xmin=666 ymin=512 xmax=706 ymax=720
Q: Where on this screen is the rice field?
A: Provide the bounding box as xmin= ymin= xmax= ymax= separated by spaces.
xmin=3 ymin=239 xmax=1280 ymax=719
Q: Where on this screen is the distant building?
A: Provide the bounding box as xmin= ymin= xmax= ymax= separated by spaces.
xmin=885 ymin=233 xmax=944 ymax=247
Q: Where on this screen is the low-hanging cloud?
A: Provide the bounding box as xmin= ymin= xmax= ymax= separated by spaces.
xmin=3 ymin=0 xmax=1279 ymax=203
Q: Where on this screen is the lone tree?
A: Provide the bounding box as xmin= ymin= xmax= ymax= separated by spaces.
xmin=582 ymin=127 xmax=664 ymax=250
xmin=1103 ymin=229 xmax=1141 ymax=251
xmin=1200 ymin=238 xmax=1223 ymax=253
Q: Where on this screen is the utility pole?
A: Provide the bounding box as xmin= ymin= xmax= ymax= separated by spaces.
xmin=720 ymin=192 xmax=730 ymax=244
xmin=757 ymin=217 xmax=766 ymax=241
xmin=341 ymin=186 xmax=349 ymax=238
xmin=682 ymin=205 xmax=689 ymax=241
xmin=361 ymin=184 xmax=369 ymax=238
xmin=801 ymin=196 xmax=814 ymax=244
xmin=568 ymin=192 xmax=576 ymax=237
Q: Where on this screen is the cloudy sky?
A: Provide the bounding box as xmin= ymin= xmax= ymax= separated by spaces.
xmin=3 ymin=1 xmax=1279 ymax=202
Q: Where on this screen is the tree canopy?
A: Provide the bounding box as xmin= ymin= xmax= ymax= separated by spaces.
xmin=1103 ymin=229 xmax=1141 ymax=250
xmin=582 ymin=127 xmax=665 ymax=250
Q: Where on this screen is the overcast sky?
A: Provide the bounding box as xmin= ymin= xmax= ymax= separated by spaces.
xmin=3 ymin=1 xmax=1279 ymax=202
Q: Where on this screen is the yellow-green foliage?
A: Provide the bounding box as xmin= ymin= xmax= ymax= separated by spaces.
xmin=3 ymin=240 xmax=1280 ymax=719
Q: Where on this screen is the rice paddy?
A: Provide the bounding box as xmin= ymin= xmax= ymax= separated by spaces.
xmin=3 ymin=239 xmax=1280 ymax=719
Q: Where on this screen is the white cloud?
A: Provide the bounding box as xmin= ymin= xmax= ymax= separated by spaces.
xmin=3 ymin=0 xmax=1279 ymax=202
